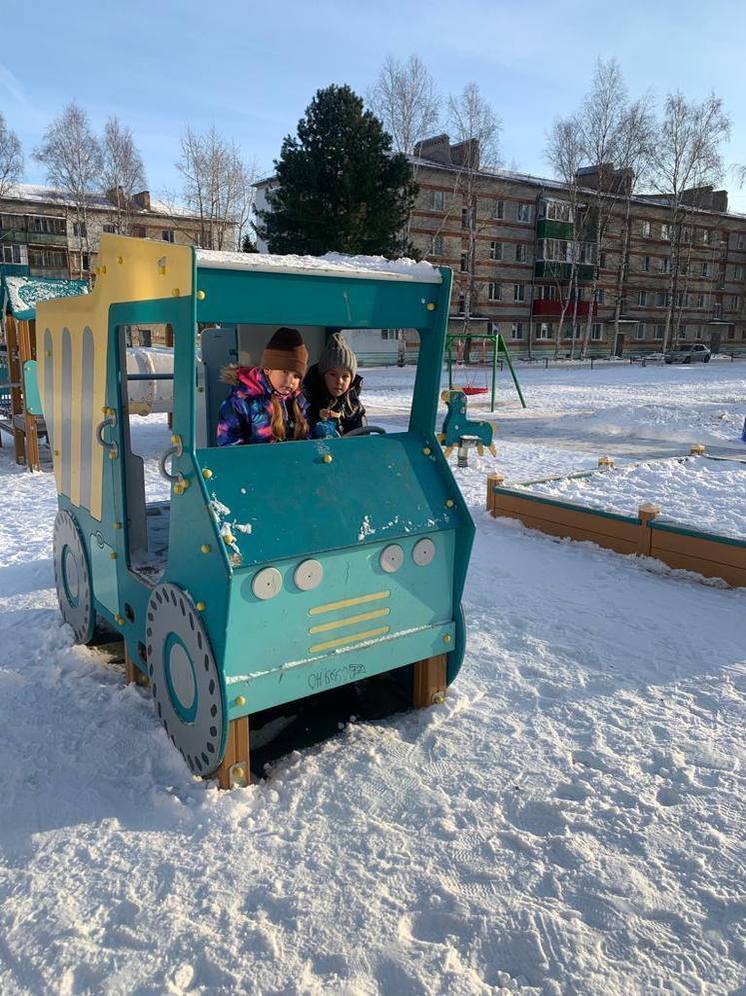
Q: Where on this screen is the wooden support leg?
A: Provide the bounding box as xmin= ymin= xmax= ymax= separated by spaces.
xmin=25 ymin=415 xmax=41 ymax=472
xmin=125 ymin=646 xmax=150 ymax=687
xmin=215 ymin=715 xmax=251 ymax=789
xmin=413 ymin=654 xmax=448 ymax=709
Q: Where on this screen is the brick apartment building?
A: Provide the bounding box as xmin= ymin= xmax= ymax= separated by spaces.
xmin=408 ymin=134 xmax=746 ymax=358
xmin=0 ymin=184 xmax=208 ymax=283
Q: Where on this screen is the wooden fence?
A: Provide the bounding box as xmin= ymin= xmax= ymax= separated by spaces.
xmin=487 ymin=473 xmax=746 ymax=588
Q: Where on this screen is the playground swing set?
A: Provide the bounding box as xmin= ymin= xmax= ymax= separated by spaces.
xmin=445 ymin=330 xmax=526 ymax=411
xmin=37 ymin=234 xmax=476 ymax=788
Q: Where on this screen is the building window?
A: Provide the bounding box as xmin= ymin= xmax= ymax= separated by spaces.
xmin=727 ymin=327 xmax=736 ymax=340
xmin=599 ymin=251 xmax=607 ymax=268
xmin=696 ymin=293 xmax=706 ymax=308
xmin=81 ymin=252 xmax=91 ymax=271
xmin=591 ymin=323 xmax=603 ymax=341
xmin=635 ymin=322 xmax=645 ymax=340
xmin=489 ymin=241 xmax=502 ymax=261
xmin=661 ymin=258 xmax=671 ymax=274
xmin=460 ymin=253 xmax=468 ymax=272
xmin=515 ymin=244 xmax=527 ymax=263
xmin=737 ymin=234 xmax=746 ymax=250
xmin=702 ymin=228 xmax=711 ymax=244
xmin=162 ymin=230 xmax=175 ymax=243
xmin=638 ymin=290 xmax=647 ymax=306
xmin=457 ymin=293 xmax=465 ymax=315
xmin=430 ymin=234 xmax=443 ymax=256
xmin=493 ymin=200 xmax=504 ymax=220
xmin=537 ymin=322 xmax=554 ymax=339
xmin=660 ymin=223 xmax=670 ymax=241
xmin=594 ymin=288 xmax=605 ymax=305
xmin=537 ymin=285 xmax=557 ymax=301
xmin=102 ymin=223 xmax=116 ymax=234
xmin=461 ymin=208 xmax=470 ymax=229
xmin=701 ymin=261 xmax=710 ymax=277
xmin=73 ymin=221 xmax=87 ymax=238
xmin=26 ymin=215 xmax=66 ymax=235
xmin=488 ymin=282 xmax=502 ymax=301
xmin=511 ymin=322 xmax=523 ymax=340
xmin=642 ymin=255 xmax=651 ymax=272
xmin=543 ymin=200 xmax=572 ymax=223
xmin=654 ymin=324 xmax=664 ymax=340
xmin=641 ymin=220 xmax=651 ymax=238
xmin=1 ymin=244 xmax=23 ymax=264
xmin=517 ymin=203 xmax=532 ymax=223
xmin=513 ymin=283 xmax=525 ymax=302
xmin=430 ymin=190 xmax=445 ymax=211
xmin=734 ymin=264 xmax=744 ymax=280
xmin=730 ymin=295 xmax=740 ymax=311
xmin=656 ymin=291 xmax=668 ymax=307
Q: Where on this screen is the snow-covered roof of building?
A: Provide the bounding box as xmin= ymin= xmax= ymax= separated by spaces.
xmin=1 ymin=275 xmax=88 ymax=319
xmin=2 ymin=184 xmax=200 ymax=220
xmin=195 ymin=249 xmax=442 ymax=283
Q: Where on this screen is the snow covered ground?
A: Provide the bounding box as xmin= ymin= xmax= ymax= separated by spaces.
xmin=1 ymin=362 xmax=745 ymax=995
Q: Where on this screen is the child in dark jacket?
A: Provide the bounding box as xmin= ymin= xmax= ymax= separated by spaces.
xmin=217 ymin=327 xmax=310 ymax=446
xmin=303 ymin=332 xmax=367 ymax=438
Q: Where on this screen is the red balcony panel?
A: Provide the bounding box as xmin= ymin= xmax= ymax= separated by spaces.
xmin=532 ymin=299 xmax=597 ymax=317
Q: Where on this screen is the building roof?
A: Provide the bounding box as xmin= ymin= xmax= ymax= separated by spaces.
xmin=195 ymin=248 xmax=442 ymax=283
xmin=1 ymin=183 xmax=201 ymax=221
xmin=1 ymin=274 xmax=88 ymax=320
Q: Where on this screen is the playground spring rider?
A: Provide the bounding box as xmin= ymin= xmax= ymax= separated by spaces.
xmin=439 ymin=389 xmax=496 ymax=466
xmin=38 ymin=235 xmax=476 ymax=787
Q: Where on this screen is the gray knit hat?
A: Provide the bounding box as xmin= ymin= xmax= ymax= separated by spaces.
xmin=318 ymin=332 xmax=357 ymax=379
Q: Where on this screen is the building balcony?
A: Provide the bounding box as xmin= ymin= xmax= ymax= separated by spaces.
xmin=532 ymin=299 xmax=597 ymax=318
xmin=534 ymin=261 xmax=596 ymax=283
xmin=536 ymin=218 xmax=574 ymax=240
xmin=0 ymin=227 xmax=68 ymax=247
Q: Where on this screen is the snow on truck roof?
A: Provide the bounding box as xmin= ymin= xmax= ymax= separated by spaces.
xmin=195 ymin=249 xmax=442 ymax=283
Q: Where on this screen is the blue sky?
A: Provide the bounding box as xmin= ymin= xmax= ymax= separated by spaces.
xmin=4 ymin=0 xmax=746 ymax=210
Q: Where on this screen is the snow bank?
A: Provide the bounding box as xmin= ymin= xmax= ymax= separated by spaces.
xmin=196 ymin=248 xmax=441 ymax=282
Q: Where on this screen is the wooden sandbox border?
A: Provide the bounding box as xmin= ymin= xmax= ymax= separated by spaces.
xmin=486 ymin=460 xmax=746 ymax=588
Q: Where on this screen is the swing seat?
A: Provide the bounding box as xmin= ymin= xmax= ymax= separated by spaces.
xmin=461 ymin=385 xmax=488 ymax=396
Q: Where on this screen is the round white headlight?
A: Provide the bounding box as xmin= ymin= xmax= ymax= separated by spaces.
xmin=412 ymin=537 xmax=435 ymax=566
xmin=294 ymin=559 xmax=323 ymax=591
xmin=252 ymin=566 xmax=282 ymax=600
xmin=380 ymin=544 xmax=404 ymax=573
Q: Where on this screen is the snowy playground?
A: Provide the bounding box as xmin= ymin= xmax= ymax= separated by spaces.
xmin=1 ymin=359 xmax=745 ymax=994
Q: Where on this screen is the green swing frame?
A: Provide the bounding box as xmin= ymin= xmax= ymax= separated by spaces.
xmin=445 ymin=331 xmax=527 ymax=410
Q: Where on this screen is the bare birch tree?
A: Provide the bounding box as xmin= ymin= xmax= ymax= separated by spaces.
xmin=650 ymin=92 xmax=730 ymax=351
xmin=0 ymin=113 xmax=23 ymax=199
xmin=544 ymin=115 xmax=585 ymax=357
xmin=367 ymin=54 xmax=440 ymax=155
xmin=447 ymin=83 xmax=501 ymax=355
xmin=34 ymin=102 xmax=102 ymax=278
xmin=102 ymin=117 xmax=146 ymax=234
xmin=177 ymin=125 xmax=254 ymax=250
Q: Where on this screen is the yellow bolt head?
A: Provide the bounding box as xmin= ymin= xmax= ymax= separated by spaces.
xmin=117 ymin=255 xmax=124 ymax=264
xmin=109 ymin=551 xmax=117 ymax=560
xmin=235 ymin=695 xmax=246 ymax=707
xmin=171 ymin=288 xmax=180 ymax=297
xmin=426 ymin=302 xmax=436 ymax=311
xmin=196 ymin=601 xmax=206 ymax=612
xmin=197 ymin=290 xmax=206 ymax=301
xmin=443 ymin=634 xmax=452 ymax=644
xmin=445 ymin=499 xmax=455 ymax=508
xmin=171 ymin=434 xmax=180 ymax=445
xmin=323 ymin=454 xmax=333 ymax=464
xmin=202 ymin=468 xmax=213 ymax=479
xmin=100 ymin=265 xmax=107 ymax=275
xmin=113 ymin=521 xmax=122 ymax=529
xmin=422 ymin=447 xmax=431 ymax=456
xmin=201 ymin=544 xmax=211 ymax=554
xmin=108 ymin=450 xmax=117 ymax=460
xmin=114 ymin=613 xmax=124 ymax=625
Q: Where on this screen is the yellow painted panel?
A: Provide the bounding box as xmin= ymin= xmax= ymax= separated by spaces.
xmin=308 ymin=608 xmax=390 ymax=635
xmin=309 ymin=626 xmax=390 ymax=655
xmin=36 ymin=235 xmax=193 ymax=519
xmin=308 ymin=590 xmax=391 ymax=616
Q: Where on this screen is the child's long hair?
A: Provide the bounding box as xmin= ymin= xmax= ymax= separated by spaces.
xmin=270 ymin=395 xmax=308 ymax=441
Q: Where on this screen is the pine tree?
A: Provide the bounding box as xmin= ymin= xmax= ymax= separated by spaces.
xmin=257 ymin=85 xmax=418 ymax=257
xmin=241 ymin=233 xmax=258 ymax=253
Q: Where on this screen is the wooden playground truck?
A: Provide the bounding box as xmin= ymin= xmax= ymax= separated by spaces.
xmin=37 ymin=235 xmax=475 ymax=787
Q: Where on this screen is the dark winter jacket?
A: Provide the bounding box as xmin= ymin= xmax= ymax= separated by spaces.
xmin=216 ymin=366 xmax=310 ymax=446
xmin=303 ymin=363 xmax=367 ymax=437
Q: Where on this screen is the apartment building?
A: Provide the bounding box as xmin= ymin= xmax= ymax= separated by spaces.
xmin=409 ymin=135 xmax=746 ymax=357
xmin=0 ymin=184 xmax=207 ymax=282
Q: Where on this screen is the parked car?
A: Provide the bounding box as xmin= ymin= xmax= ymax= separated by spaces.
xmin=664 ymin=343 xmax=711 ymax=364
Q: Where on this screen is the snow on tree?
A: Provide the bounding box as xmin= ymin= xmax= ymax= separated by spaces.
xmin=367 ymin=54 xmax=440 ymax=156
xmin=102 ymin=117 xmax=146 ymax=235
xmin=0 ymin=112 xmax=23 ymax=199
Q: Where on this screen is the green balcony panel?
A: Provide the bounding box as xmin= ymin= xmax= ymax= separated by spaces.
xmin=536 ymin=218 xmax=574 ymax=239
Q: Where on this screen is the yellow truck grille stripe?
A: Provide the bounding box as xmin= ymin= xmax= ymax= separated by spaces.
xmin=309 ymin=591 xmax=390 ymax=616
xmin=308 ymin=607 xmax=390 ymax=634
xmin=309 ymin=626 xmax=391 ymax=655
